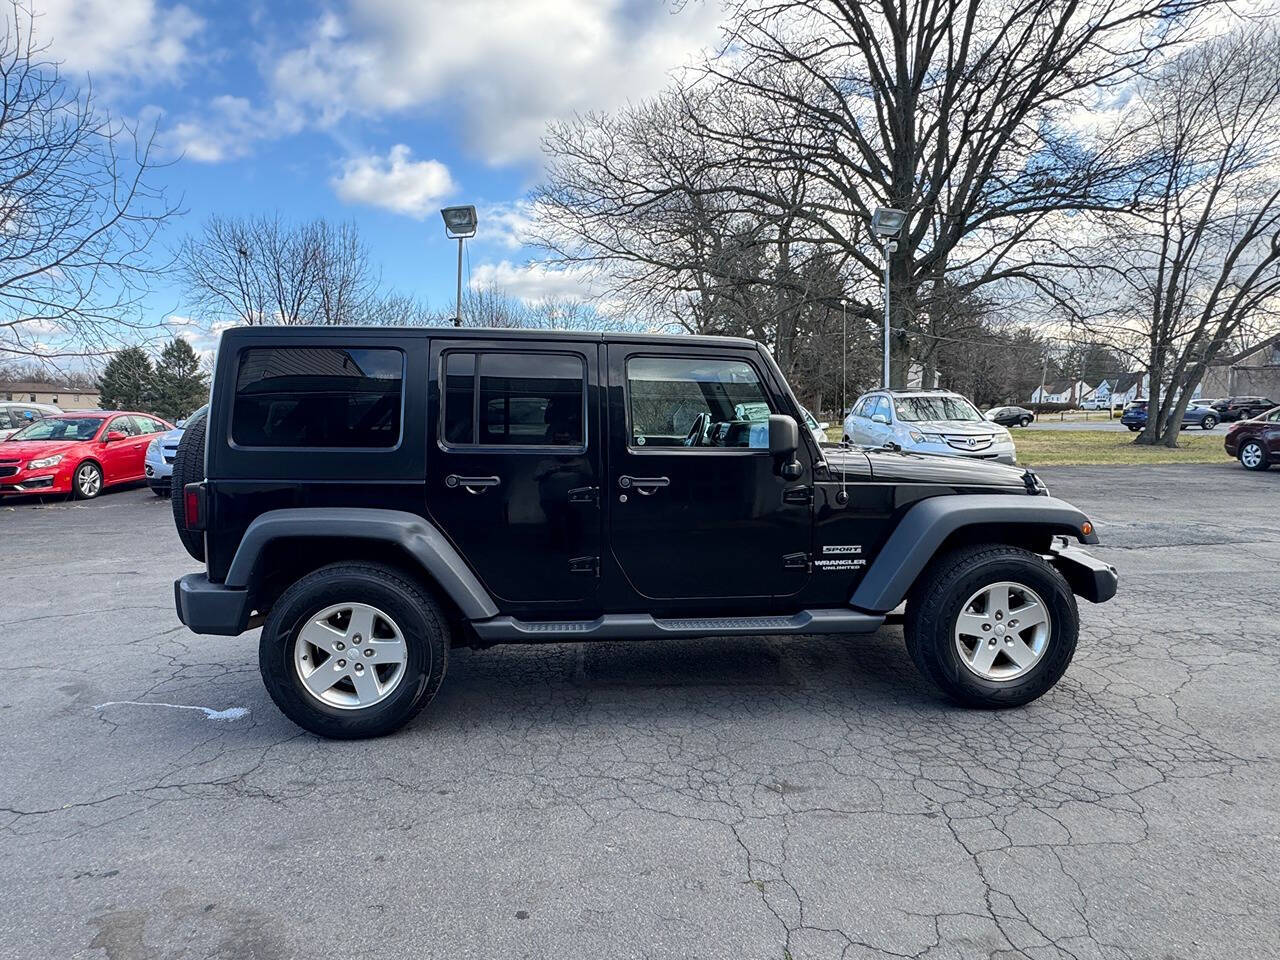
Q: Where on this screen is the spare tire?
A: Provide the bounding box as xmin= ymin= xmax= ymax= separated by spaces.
xmin=170 ymin=410 xmax=208 ymax=562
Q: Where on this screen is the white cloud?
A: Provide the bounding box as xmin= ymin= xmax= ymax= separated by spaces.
xmin=269 ymin=0 xmax=726 ymax=164
xmin=481 ymin=201 xmax=537 ymax=250
xmin=168 ymin=96 xmax=304 ymax=164
xmin=470 ymin=260 xmax=597 ymax=304
xmin=33 ymin=0 xmax=201 ymax=85
xmin=331 ymin=145 xmax=455 ymax=218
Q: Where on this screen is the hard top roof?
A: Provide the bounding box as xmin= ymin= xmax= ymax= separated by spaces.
xmin=218 ymin=325 xmax=762 ymax=351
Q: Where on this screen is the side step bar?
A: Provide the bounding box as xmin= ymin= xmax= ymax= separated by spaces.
xmin=471 ymin=609 xmax=885 ymax=643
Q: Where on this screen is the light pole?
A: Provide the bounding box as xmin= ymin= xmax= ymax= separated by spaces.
xmin=871 ymin=207 xmax=907 ymax=388
xmin=440 ymin=205 xmax=479 ymax=327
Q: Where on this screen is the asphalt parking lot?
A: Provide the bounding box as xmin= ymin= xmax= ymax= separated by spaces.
xmin=1024 ymin=417 xmax=1228 ymax=433
xmin=2 ymin=467 xmax=1277 ymax=960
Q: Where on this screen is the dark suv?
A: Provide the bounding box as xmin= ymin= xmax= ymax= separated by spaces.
xmin=171 ymin=327 xmax=1117 ymax=738
xmin=1213 ymin=396 xmax=1277 ymax=422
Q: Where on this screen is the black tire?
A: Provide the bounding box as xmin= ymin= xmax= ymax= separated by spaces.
xmin=169 ymin=411 xmax=207 ymax=561
xmin=903 ymin=544 xmax=1079 ymax=708
xmin=72 ymin=460 xmax=103 ymax=500
xmin=1239 ymin=440 xmax=1270 ymax=471
xmin=259 ymin=562 xmax=449 ymax=739
xmin=1127 ymin=425 xmax=1140 ymax=432
xmin=1201 ymin=415 xmax=1217 ymax=430
xmin=1019 ymin=416 xmax=1031 ymax=427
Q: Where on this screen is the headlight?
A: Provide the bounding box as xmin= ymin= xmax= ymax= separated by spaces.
xmin=147 ymin=438 xmax=160 ymax=454
xmin=909 ymin=431 xmax=945 ymax=444
xmin=27 ymin=454 xmax=63 ymax=469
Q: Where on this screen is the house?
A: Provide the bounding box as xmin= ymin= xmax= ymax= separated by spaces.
xmin=1031 ymin=379 xmax=1093 ymax=405
xmin=0 ymin=380 xmax=101 ymax=411
xmin=1200 ymin=335 xmax=1280 ymax=401
xmin=1102 ymin=372 xmax=1147 ymax=408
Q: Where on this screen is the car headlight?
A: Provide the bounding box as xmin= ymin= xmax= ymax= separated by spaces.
xmin=909 ymin=431 xmax=945 ymax=444
xmin=26 ymin=454 xmax=63 ymax=469
xmin=147 ymin=438 xmax=160 ymax=454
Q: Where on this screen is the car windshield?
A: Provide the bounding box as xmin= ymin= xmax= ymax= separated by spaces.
xmin=893 ymin=395 xmax=983 ymax=423
xmin=7 ymin=416 xmax=104 ymax=441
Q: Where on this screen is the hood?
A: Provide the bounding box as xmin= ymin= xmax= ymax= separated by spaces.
xmin=0 ymin=439 xmax=84 ymax=460
xmin=903 ymin=419 xmax=1003 ymax=436
xmin=157 ymin=427 xmax=184 ymax=446
xmin=864 ymin=449 xmax=1029 ymax=488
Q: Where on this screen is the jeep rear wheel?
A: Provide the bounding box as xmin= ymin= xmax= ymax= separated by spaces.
xmin=169 ymin=410 xmax=207 ymax=561
xmin=904 ymin=544 xmax=1078 ymax=708
xmin=259 ymin=562 xmax=448 ymax=739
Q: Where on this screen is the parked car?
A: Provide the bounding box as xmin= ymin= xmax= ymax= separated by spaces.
xmin=801 ymin=406 xmax=830 ymax=446
xmin=144 ymin=406 xmax=208 ymax=497
xmin=1212 ymin=396 xmax=1277 ymax=422
xmin=0 ymin=411 xmax=173 ymax=498
xmin=843 ymin=389 xmax=1017 ymax=464
xmin=0 ymin=401 xmax=61 ymax=440
xmin=1224 ymin=405 xmax=1280 ymax=471
xmin=986 ymin=405 xmax=1035 ymax=427
xmin=170 ymin=326 xmax=1115 ymax=738
xmin=1079 ymin=397 xmax=1108 ymax=411
xmin=1120 ymin=400 xmax=1218 ymax=432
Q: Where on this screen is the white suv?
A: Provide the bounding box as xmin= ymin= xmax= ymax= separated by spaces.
xmin=842 ymin=390 xmax=1016 ymax=464
xmin=0 ymin=401 xmax=62 ymax=440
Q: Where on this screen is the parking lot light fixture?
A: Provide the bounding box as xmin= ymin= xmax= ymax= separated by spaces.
xmin=440 ymin=205 xmax=479 ymax=328
xmin=872 ymin=206 xmax=907 ymax=388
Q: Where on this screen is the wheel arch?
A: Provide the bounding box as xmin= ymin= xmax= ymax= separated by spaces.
xmin=225 ymin=508 xmax=499 ymax=626
xmin=850 ymin=494 xmax=1097 ymax=613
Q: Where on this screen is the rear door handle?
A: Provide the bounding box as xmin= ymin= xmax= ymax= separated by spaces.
xmin=445 ymin=475 xmax=501 ymax=494
xmin=618 ymin=475 xmax=669 ymax=496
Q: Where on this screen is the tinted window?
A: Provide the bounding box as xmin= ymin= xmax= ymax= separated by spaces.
xmin=627 ymin=356 xmax=771 ymax=449
xmin=442 ymin=352 xmax=585 ymax=448
xmin=233 ymin=347 xmax=403 ymax=449
xmin=109 ymin=416 xmax=141 ymax=437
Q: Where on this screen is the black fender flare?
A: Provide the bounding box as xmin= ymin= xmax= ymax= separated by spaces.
xmin=225 ymin=508 xmax=499 ymax=620
xmin=850 ymin=494 xmax=1098 ymax=613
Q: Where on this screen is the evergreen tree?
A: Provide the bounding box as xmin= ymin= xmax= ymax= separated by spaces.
xmin=97 ymin=346 xmax=154 ymax=411
xmin=148 ymin=337 xmax=209 ymax=422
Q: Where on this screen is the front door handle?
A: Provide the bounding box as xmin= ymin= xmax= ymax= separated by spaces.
xmin=445 ymin=474 xmax=501 ymax=494
xmin=618 ymin=475 xmax=669 ymax=496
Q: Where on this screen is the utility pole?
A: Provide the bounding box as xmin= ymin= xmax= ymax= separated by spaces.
xmin=1037 ymin=349 xmax=1050 ymax=407
xmin=454 ymin=236 xmax=463 ymax=328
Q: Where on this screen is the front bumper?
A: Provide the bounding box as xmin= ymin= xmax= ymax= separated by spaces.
xmin=0 ymin=464 xmax=74 ymax=495
xmin=903 ymin=441 xmax=1017 ymax=465
xmin=175 ymin=573 xmax=252 ymax=635
xmin=1049 ymin=539 xmax=1118 ymax=604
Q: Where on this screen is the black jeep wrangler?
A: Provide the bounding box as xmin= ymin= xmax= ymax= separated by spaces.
xmin=171 ymin=327 xmax=1117 ymax=738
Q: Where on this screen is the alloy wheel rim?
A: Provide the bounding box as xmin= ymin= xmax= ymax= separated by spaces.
xmin=1242 ymin=444 xmax=1262 ymax=468
xmin=78 ymin=465 xmax=100 ymax=496
xmin=953 ymin=581 xmax=1052 ymax=682
xmin=292 ymin=602 xmax=408 ymax=710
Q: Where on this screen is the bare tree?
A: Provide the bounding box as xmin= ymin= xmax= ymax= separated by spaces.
xmin=179 ymin=215 xmax=380 ymax=326
xmin=1089 ymin=24 xmax=1280 ymax=446
xmin=0 ymin=2 xmax=177 ymax=362
xmin=536 ymin=0 xmax=1220 ymax=385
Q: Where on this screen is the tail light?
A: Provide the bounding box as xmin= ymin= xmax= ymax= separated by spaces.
xmin=183 ymin=482 xmax=206 ymax=531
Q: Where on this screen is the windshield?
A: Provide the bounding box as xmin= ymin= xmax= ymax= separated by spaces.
xmin=893 ymin=395 xmax=983 ymax=423
xmin=7 ymin=416 xmax=104 ymax=442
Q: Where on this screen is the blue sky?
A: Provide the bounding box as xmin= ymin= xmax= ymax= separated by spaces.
xmin=32 ymin=0 xmax=725 ymax=349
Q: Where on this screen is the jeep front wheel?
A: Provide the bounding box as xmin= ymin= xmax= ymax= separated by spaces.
xmin=904 ymin=544 xmax=1078 ymax=708
xmin=259 ymin=563 xmax=449 ymax=738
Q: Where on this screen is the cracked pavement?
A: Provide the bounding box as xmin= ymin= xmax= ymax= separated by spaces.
xmin=1 ymin=465 xmax=1277 ymax=959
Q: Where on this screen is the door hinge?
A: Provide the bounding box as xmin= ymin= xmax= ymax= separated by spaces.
xmin=568 ymin=486 xmax=599 ymax=505
xmin=782 ymin=552 xmax=811 ymax=572
xmin=782 ymin=486 xmax=813 ymax=505
xmin=568 ymin=555 xmax=600 ymax=575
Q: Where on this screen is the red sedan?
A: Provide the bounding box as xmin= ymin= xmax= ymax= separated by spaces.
xmin=1224 ymin=405 xmax=1280 ymax=471
xmin=0 ymin=411 xmax=174 ymax=499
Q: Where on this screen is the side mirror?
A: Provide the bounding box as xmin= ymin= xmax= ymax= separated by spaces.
xmin=768 ymin=414 xmax=804 ymax=480
xmin=768 ymin=414 xmax=799 ymax=456
xmin=103 ymin=430 xmax=127 ymax=443
xmin=871 ymin=413 xmax=889 ymax=425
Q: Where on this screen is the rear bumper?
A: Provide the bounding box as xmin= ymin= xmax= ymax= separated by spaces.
xmin=1050 ymin=540 xmax=1118 ymax=604
xmin=174 ymin=573 xmax=252 ymax=635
